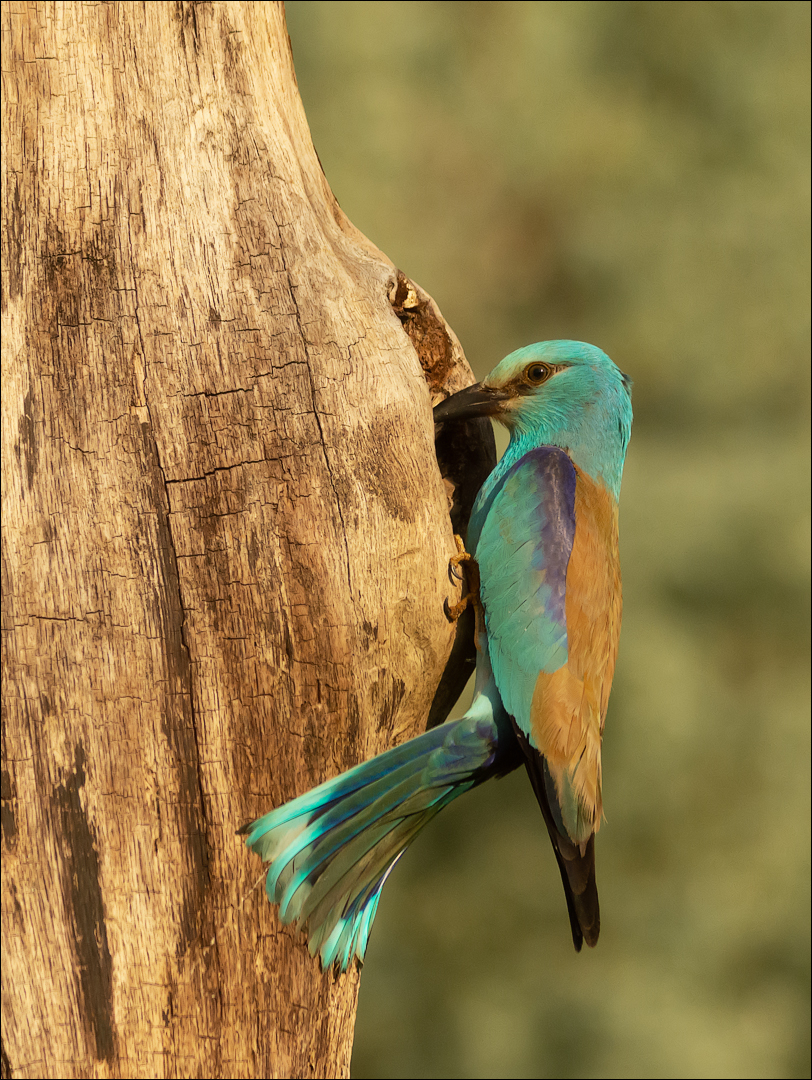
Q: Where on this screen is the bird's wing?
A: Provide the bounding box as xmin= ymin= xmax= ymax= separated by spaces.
xmin=474 ymin=447 xmax=621 ymax=947
xmin=474 ymin=445 xmax=576 ymax=735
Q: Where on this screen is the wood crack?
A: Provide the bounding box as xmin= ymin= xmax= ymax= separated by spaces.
xmin=164 ymin=457 xmax=274 ymax=485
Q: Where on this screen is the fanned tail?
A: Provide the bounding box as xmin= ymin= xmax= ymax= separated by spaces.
xmin=239 ymin=704 xmax=520 ymax=971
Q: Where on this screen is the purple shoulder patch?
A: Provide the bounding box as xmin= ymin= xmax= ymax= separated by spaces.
xmin=508 ymin=448 xmax=576 ymax=628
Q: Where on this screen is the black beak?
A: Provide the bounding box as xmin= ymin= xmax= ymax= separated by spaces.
xmin=433 ymin=382 xmax=513 ymax=424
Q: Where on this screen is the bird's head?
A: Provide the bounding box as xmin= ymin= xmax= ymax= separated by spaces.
xmin=434 ymin=341 xmax=632 ymax=498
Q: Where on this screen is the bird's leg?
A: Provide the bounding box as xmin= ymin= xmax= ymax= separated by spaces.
xmin=444 ymin=534 xmax=482 ymax=624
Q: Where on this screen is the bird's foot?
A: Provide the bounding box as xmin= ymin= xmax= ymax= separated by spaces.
xmin=444 ymin=593 xmax=473 ymax=621
xmin=444 ymin=535 xmax=481 ymax=623
xmin=448 ymin=534 xmax=474 ymax=582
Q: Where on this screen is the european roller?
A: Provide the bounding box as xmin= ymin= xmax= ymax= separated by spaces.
xmin=240 ymin=340 xmax=632 ymax=970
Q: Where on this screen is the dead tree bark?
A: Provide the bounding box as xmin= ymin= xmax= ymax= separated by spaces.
xmin=1 ymin=3 xmax=494 ymax=1078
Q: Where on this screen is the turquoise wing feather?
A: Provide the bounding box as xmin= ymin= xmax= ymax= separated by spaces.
xmin=472 ymin=446 xmax=577 ymax=743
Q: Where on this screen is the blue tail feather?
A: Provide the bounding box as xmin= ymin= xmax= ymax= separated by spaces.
xmin=270 ymin=763 xmax=441 ymax=904
xmin=240 ymin=699 xmax=521 ymax=971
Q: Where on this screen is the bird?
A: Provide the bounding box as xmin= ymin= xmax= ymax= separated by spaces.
xmin=239 ymin=340 xmax=632 ymax=972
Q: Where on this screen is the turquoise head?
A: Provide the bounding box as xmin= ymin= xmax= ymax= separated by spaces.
xmin=434 ymin=340 xmax=632 ymax=500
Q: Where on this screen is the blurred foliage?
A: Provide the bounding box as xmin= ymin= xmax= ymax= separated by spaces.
xmin=285 ymin=3 xmax=810 ymax=1078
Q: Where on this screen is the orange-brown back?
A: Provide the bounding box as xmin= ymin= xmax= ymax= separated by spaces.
xmin=530 ymin=467 xmax=621 ymax=842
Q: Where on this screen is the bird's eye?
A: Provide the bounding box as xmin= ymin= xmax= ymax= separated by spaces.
xmin=524 ymin=362 xmax=552 ymax=386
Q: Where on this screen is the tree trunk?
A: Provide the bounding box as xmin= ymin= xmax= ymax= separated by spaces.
xmin=0 ymin=3 xmax=493 ymax=1077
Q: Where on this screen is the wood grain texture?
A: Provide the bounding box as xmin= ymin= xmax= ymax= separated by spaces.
xmin=0 ymin=3 xmax=493 ymax=1076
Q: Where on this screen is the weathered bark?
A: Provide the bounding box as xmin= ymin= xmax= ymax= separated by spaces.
xmin=1 ymin=3 xmax=494 ymax=1078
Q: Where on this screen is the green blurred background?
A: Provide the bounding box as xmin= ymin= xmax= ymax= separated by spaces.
xmin=285 ymin=3 xmax=810 ymax=1077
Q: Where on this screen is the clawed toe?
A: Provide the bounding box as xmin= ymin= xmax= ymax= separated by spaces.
xmin=444 ymin=594 xmax=471 ymax=622
xmin=444 ymin=535 xmax=480 ymax=622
